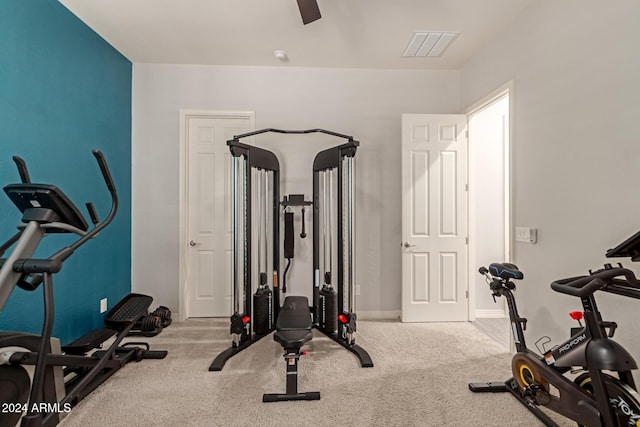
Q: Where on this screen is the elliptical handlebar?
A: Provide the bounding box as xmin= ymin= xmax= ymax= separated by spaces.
xmin=12 ymin=156 xmax=31 ymax=183
xmin=550 ymin=266 xmax=640 ymax=299
xmin=48 ymin=150 xmax=118 ymax=264
xmin=92 ymin=149 xmax=117 ymax=194
xmin=0 ymin=150 xmax=119 ymax=311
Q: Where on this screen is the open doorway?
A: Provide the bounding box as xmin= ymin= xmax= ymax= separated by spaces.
xmin=468 ymin=89 xmax=511 ymax=348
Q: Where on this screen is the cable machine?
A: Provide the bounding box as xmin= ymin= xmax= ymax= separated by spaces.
xmin=312 ymin=141 xmax=371 ymax=364
xmin=209 ymin=129 xmax=373 ymax=372
xmin=209 ymin=140 xmax=281 ymax=369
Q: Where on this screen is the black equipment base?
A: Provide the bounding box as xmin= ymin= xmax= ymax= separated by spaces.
xmin=263 ymin=391 xmax=321 ymax=402
xmin=263 ymin=346 xmax=320 ymax=403
xmin=208 ymin=332 xmax=272 ymax=371
xmin=209 ymin=322 xmax=374 ymax=370
xmin=1 ymin=293 xmax=167 ymax=426
xmin=469 ymin=378 xmax=559 ymax=427
xmin=468 ymin=382 xmax=509 ymax=393
xmin=262 ymin=296 xmax=320 ymax=402
xmin=317 ymin=327 xmax=374 ymax=368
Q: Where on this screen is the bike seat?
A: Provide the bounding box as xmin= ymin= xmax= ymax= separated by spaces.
xmin=489 ymin=263 xmax=523 ymax=280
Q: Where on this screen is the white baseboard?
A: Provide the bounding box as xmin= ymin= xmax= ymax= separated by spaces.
xmin=179 ymin=312 xmax=400 ymax=321
xmin=475 ymin=309 xmax=506 ymax=319
xmin=358 ymin=310 xmax=401 ymax=320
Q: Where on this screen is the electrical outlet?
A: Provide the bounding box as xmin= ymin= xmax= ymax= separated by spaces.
xmin=100 ymin=298 xmax=107 ymax=313
xmin=355 ymin=284 xmax=361 ymax=296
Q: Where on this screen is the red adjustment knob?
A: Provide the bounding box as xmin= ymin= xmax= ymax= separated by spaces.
xmin=242 ymin=315 xmax=251 ymax=324
xmin=338 ymin=314 xmax=348 ymax=324
xmin=302 ymin=350 xmax=308 ymax=356
xmin=569 ymin=311 xmax=583 ymax=321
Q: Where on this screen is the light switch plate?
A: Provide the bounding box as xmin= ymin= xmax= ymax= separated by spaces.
xmin=515 ymin=226 xmax=537 ymax=243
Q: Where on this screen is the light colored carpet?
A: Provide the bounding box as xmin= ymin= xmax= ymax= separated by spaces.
xmin=58 ymin=319 xmax=572 ymax=427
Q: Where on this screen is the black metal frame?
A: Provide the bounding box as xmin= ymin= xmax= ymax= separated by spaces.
xmin=209 ymin=140 xmax=281 ymax=371
xmin=312 ymin=142 xmax=373 ymax=367
xmin=262 ymin=349 xmax=321 ymax=402
xmin=469 ymin=264 xmax=640 ymax=427
xmin=606 ymin=228 xmax=640 ymax=261
xmin=0 ymin=151 xmax=165 ymax=427
xmin=209 ymin=128 xmax=373 ymax=371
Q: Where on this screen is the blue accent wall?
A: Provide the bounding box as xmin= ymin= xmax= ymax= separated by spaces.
xmin=0 ymin=1 xmax=132 ymax=344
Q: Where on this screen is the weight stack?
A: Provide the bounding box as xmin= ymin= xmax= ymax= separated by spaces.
xmin=253 ymin=286 xmax=272 ymax=334
xmin=319 ymin=285 xmax=338 ymax=333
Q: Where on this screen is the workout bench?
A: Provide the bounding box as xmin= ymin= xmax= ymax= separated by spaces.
xmin=263 ymin=296 xmax=320 ymax=402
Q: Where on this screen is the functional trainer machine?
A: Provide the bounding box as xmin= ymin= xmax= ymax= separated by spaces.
xmin=209 ymin=129 xmax=373 ymax=401
xmin=0 ymin=151 xmax=166 ymax=427
xmin=469 ymin=229 xmax=640 ymax=426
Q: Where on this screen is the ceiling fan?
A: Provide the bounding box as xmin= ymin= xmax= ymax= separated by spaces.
xmin=297 ymin=0 xmax=321 ymax=24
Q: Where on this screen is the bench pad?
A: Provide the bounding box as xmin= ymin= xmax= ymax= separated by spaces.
xmin=274 ymin=296 xmax=312 ymax=349
xmin=276 ymin=296 xmax=312 ymax=331
xmin=274 ymin=329 xmax=312 ymax=349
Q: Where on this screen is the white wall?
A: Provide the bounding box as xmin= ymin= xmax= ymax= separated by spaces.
xmin=132 ymin=64 xmax=460 ymax=316
xmin=461 ymin=0 xmax=640 ymax=356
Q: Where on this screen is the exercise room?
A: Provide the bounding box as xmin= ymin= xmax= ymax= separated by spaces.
xmin=1 ymin=1 xmax=639 ymax=426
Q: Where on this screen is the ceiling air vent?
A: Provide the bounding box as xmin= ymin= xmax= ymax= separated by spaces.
xmin=403 ymin=32 xmax=458 ymax=57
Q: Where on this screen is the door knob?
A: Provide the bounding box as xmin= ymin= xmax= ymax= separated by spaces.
xmin=189 ymin=240 xmax=200 ymax=247
xmin=403 ymin=242 xmax=416 ymax=248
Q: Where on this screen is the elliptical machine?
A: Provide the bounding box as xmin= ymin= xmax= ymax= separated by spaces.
xmin=0 ymin=150 xmax=166 ymax=427
xmin=469 ymin=257 xmax=640 ymax=426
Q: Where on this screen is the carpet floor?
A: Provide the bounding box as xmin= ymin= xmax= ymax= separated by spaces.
xmin=58 ymin=319 xmax=573 ymax=427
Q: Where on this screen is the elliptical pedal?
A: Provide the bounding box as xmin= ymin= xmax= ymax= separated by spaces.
xmin=104 ymin=293 xmax=153 ymax=330
xmin=61 ymin=328 xmax=116 ymax=355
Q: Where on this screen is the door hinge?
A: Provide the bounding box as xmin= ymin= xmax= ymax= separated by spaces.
xmin=466 ymin=290 xmax=469 ymax=299
xmin=465 ymin=183 xmax=468 ymax=192
xmin=465 ymin=237 xmax=469 ymax=245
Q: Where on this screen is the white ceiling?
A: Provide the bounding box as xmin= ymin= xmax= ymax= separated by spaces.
xmin=58 ymin=0 xmax=533 ymax=70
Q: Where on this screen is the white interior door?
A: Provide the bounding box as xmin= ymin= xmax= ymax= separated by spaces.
xmin=186 ymin=115 xmax=253 ymax=317
xmin=401 ymin=114 xmax=468 ymax=322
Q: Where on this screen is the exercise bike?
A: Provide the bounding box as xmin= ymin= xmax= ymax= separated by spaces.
xmin=469 ymin=262 xmax=640 ymax=426
xmin=0 ymin=151 xmax=166 ymax=427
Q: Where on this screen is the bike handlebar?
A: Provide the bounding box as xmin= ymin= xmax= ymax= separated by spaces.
xmin=550 ymin=267 xmax=640 ymax=298
xmin=551 ymin=276 xmax=606 ymax=297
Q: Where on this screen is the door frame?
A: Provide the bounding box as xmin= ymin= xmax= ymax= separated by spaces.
xmin=178 ymin=110 xmax=255 ymax=321
xmin=465 ymin=81 xmax=514 ymax=321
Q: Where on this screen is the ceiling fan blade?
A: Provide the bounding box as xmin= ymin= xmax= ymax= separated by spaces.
xmin=297 ymin=0 xmax=321 ymax=25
